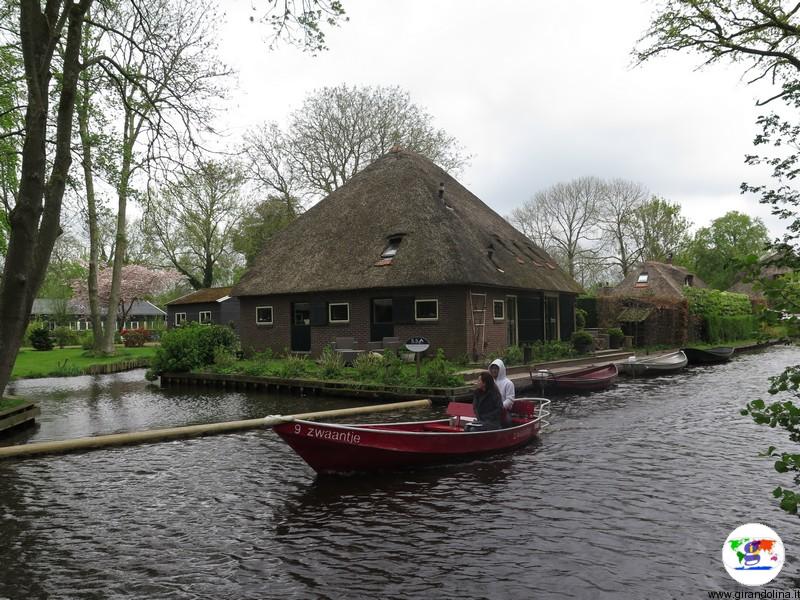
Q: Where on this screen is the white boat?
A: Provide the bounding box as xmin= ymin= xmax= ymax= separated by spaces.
xmin=617 ymin=350 xmax=688 ymax=375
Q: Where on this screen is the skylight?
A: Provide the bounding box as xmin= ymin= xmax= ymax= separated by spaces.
xmin=637 ymin=272 xmax=649 ymax=284
xmin=381 ymin=236 xmax=402 ymax=258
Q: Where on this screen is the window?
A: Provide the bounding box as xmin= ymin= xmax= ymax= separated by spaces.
xmin=493 ymin=300 xmax=505 ymax=320
xmin=199 ymin=311 xmax=212 ymax=324
xmin=635 ymin=272 xmax=649 ymax=287
xmin=175 ymin=312 xmax=186 ymax=326
xmin=684 ymin=275 xmax=694 ymax=287
xmin=381 ymin=236 xmax=402 ymax=258
xmin=328 ymin=303 xmax=350 ymax=324
xmin=256 ymin=306 xmax=273 ymax=325
xmin=129 ymin=321 xmax=139 ymax=330
xmin=415 ymin=299 xmax=438 ymax=321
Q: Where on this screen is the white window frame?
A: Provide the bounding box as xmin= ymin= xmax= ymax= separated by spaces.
xmin=493 ymin=299 xmax=505 ymax=321
xmin=637 ymin=272 xmax=649 ymax=284
xmin=415 ymin=299 xmax=439 ymax=322
xmin=175 ymin=312 xmax=186 ymax=326
xmin=129 ymin=321 xmax=139 ymax=330
xmin=328 ymin=302 xmax=350 ymax=324
xmin=256 ymin=306 xmax=273 ymax=325
xmin=199 ymin=311 xmax=212 ymax=324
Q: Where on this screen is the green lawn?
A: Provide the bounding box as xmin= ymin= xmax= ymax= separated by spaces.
xmin=12 ymin=346 xmax=157 ymax=379
xmin=0 ymin=396 xmax=27 ymax=412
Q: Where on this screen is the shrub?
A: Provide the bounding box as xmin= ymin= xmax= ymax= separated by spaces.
xmin=318 ymin=346 xmax=345 ymax=379
xmin=424 ymin=349 xmax=463 ymax=387
xmin=575 ymin=307 xmax=587 ymax=330
xmin=706 ymin=314 xmax=757 ymax=343
xmin=276 ymin=354 xmax=312 ymax=379
xmin=527 ymin=340 xmax=576 ymax=362
xmin=606 ymin=327 xmax=624 ymax=349
xmin=213 ymin=346 xmax=236 ymax=369
xmin=146 ymin=322 xmax=238 ymax=380
xmin=79 ymin=331 xmax=95 ymax=350
xmin=122 ymin=329 xmax=147 ymax=348
xmin=684 ymin=287 xmax=751 ymax=317
xmin=29 ymin=327 xmax=53 ymax=351
xmin=381 ymin=349 xmax=407 ymax=385
xmin=571 ymin=330 xmax=594 ymax=353
xmin=353 ymin=352 xmax=384 ymax=382
xmin=52 ymin=326 xmax=79 ymax=349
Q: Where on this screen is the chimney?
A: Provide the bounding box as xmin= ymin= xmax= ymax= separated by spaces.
xmin=438 ymin=182 xmax=444 ymax=202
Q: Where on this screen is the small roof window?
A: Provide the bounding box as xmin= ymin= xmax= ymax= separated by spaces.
xmin=635 ymin=272 xmax=649 ymax=286
xmin=381 ymin=236 xmax=402 ymax=259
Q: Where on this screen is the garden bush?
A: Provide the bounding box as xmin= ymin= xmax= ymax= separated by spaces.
xmin=606 ymin=327 xmax=624 ymax=349
xmin=423 ymin=349 xmax=463 ymax=387
xmin=146 ymin=322 xmax=238 ymax=380
xmin=527 ymin=340 xmax=576 ymax=362
xmin=684 ymin=287 xmax=751 ymax=317
xmin=52 ymin=326 xmax=79 ymax=349
xmin=276 ymin=354 xmax=313 ymax=379
xmin=570 ymin=330 xmax=594 ymax=353
xmin=122 ymin=328 xmax=148 ymax=348
xmin=353 ymin=351 xmax=384 ymax=382
xmin=706 ymin=314 xmax=757 ymax=343
xmin=318 ymin=346 xmax=344 ymax=379
xmin=29 ymin=326 xmax=53 ymax=351
xmin=79 ymin=331 xmax=95 ymax=350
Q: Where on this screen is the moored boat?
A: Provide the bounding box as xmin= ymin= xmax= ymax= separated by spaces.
xmin=529 ymin=363 xmax=618 ymax=393
xmin=273 ymin=398 xmax=551 ymax=475
xmin=617 ymin=350 xmax=688 ymax=376
xmin=681 ymin=346 xmax=734 ymax=365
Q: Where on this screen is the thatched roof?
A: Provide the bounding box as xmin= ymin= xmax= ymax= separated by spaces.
xmin=728 ymin=251 xmax=794 ymax=298
xmin=609 ymin=261 xmax=706 ymax=299
xmin=234 ymin=149 xmax=581 ymax=297
xmin=167 ymin=287 xmax=234 ymax=306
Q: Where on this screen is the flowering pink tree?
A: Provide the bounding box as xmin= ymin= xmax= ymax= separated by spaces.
xmin=72 ymin=265 xmax=184 ymax=331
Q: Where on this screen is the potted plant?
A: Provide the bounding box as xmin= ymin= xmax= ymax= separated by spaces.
xmin=607 ymin=327 xmax=624 ymax=349
xmin=571 ymin=330 xmax=594 ymax=354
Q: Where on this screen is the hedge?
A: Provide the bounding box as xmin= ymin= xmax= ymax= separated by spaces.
xmin=684 ymin=287 xmax=751 ymax=317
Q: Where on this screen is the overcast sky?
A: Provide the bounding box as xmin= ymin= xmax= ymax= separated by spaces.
xmin=216 ymin=0 xmax=784 ymax=238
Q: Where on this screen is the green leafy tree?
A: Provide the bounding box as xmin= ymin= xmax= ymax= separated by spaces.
xmin=631 ymin=196 xmax=692 ymax=263
xmin=684 ymin=211 xmax=770 ymax=289
xmin=232 ymin=195 xmax=299 ymax=267
xmin=0 ymin=0 xmax=347 ymax=395
xmin=638 ymin=0 xmax=800 ymax=517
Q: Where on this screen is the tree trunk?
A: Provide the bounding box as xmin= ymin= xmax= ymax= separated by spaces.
xmin=100 ymin=120 xmax=133 ymax=354
xmin=0 ymin=2 xmax=91 ymax=397
xmin=77 ymin=60 xmax=104 ymax=351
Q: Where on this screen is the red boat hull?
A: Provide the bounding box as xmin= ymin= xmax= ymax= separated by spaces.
xmin=273 ymin=400 xmax=547 ymax=475
xmin=530 ymin=363 xmax=618 ymax=392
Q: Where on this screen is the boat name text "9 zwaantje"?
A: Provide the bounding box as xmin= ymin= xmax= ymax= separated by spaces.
xmin=294 ymin=423 xmax=362 ymax=445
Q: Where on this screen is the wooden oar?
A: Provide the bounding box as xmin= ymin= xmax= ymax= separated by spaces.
xmin=0 ymin=398 xmax=432 ymax=460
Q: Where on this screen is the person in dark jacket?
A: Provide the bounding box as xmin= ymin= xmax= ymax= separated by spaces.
xmin=471 ymin=371 xmax=503 ymax=430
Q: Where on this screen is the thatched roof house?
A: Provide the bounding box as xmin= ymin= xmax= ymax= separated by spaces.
xmin=233 ymin=148 xmax=582 ymax=358
xmin=608 ymin=260 xmax=707 ymax=300
xmin=729 ymin=251 xmax=793 ymax=301
xmin=599 ymin=260 xmax=704 ymax=347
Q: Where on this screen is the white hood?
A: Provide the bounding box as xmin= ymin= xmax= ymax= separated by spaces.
xmin=490 ymin=358 xmax=508 ymax=381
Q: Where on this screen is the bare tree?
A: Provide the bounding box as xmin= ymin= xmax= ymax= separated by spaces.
xmin=245 ymin=84 xmax=470 ymax=202
xmin=598 ymin=178 xmax=649 ymax=277
xmin=512 ymin=176 xmax=604 ymax=279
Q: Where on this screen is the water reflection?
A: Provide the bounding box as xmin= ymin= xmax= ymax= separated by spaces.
xmin=0 ymin=349 xmax=799 ymax=598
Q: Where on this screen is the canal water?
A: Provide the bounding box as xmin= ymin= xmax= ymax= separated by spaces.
xmin=1 ymin=347 xmax=799 ymax=599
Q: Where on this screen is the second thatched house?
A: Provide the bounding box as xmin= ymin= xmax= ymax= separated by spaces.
xmin=232 ymin=148 xmax=582 ymax=359
xmin=598 ymin=260 xmax=706 ymax=346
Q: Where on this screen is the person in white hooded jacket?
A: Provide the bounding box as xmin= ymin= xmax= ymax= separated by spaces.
xmin=489 ymin=358 xmax=515 ymax=425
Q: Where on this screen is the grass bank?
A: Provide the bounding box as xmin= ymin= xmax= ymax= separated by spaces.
xmin=0 ymin=397 xmax=27 ymax=412
xmin=12 ymin=346 xmax=157 ymax=379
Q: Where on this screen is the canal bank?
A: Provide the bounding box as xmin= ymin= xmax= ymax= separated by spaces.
xmin=0 ymin=345 xmax=797 ymax=599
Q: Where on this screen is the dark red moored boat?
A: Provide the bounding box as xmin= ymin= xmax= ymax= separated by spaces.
xmin=529 ymin=363 xmax=618 ymax=393
xmin=272 ymin=398 xmax=550 ymax=475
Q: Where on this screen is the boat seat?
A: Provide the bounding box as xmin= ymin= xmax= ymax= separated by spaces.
xmin=509 ymin=400 xmax=536 ymax=419
xmin=445 ymin=402 xmax=475 ymax=429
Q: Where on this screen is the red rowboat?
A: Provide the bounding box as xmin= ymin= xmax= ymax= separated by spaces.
xmin=529 ymin=363 xmax=618 ymax=393
xmin=272 ymin=398 xmax=551 ymax=475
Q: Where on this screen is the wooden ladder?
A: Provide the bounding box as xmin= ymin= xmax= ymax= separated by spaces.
xmin=469 ymin=291 xmax=487 ymax=360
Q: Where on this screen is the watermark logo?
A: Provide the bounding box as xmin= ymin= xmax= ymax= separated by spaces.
xmin=722 ymin=523 xmax=784 ymax=586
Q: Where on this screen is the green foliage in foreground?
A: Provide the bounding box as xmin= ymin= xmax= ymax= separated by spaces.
xmin=146 ymin=323 xmax=238 ymax=381
xmin=12 ymin=347 xmax=156 ymax=379
xmin=202 ymin=347 xmax=465 ymax=389
xmin=684 ymin=287 xmax=751 ymax=317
